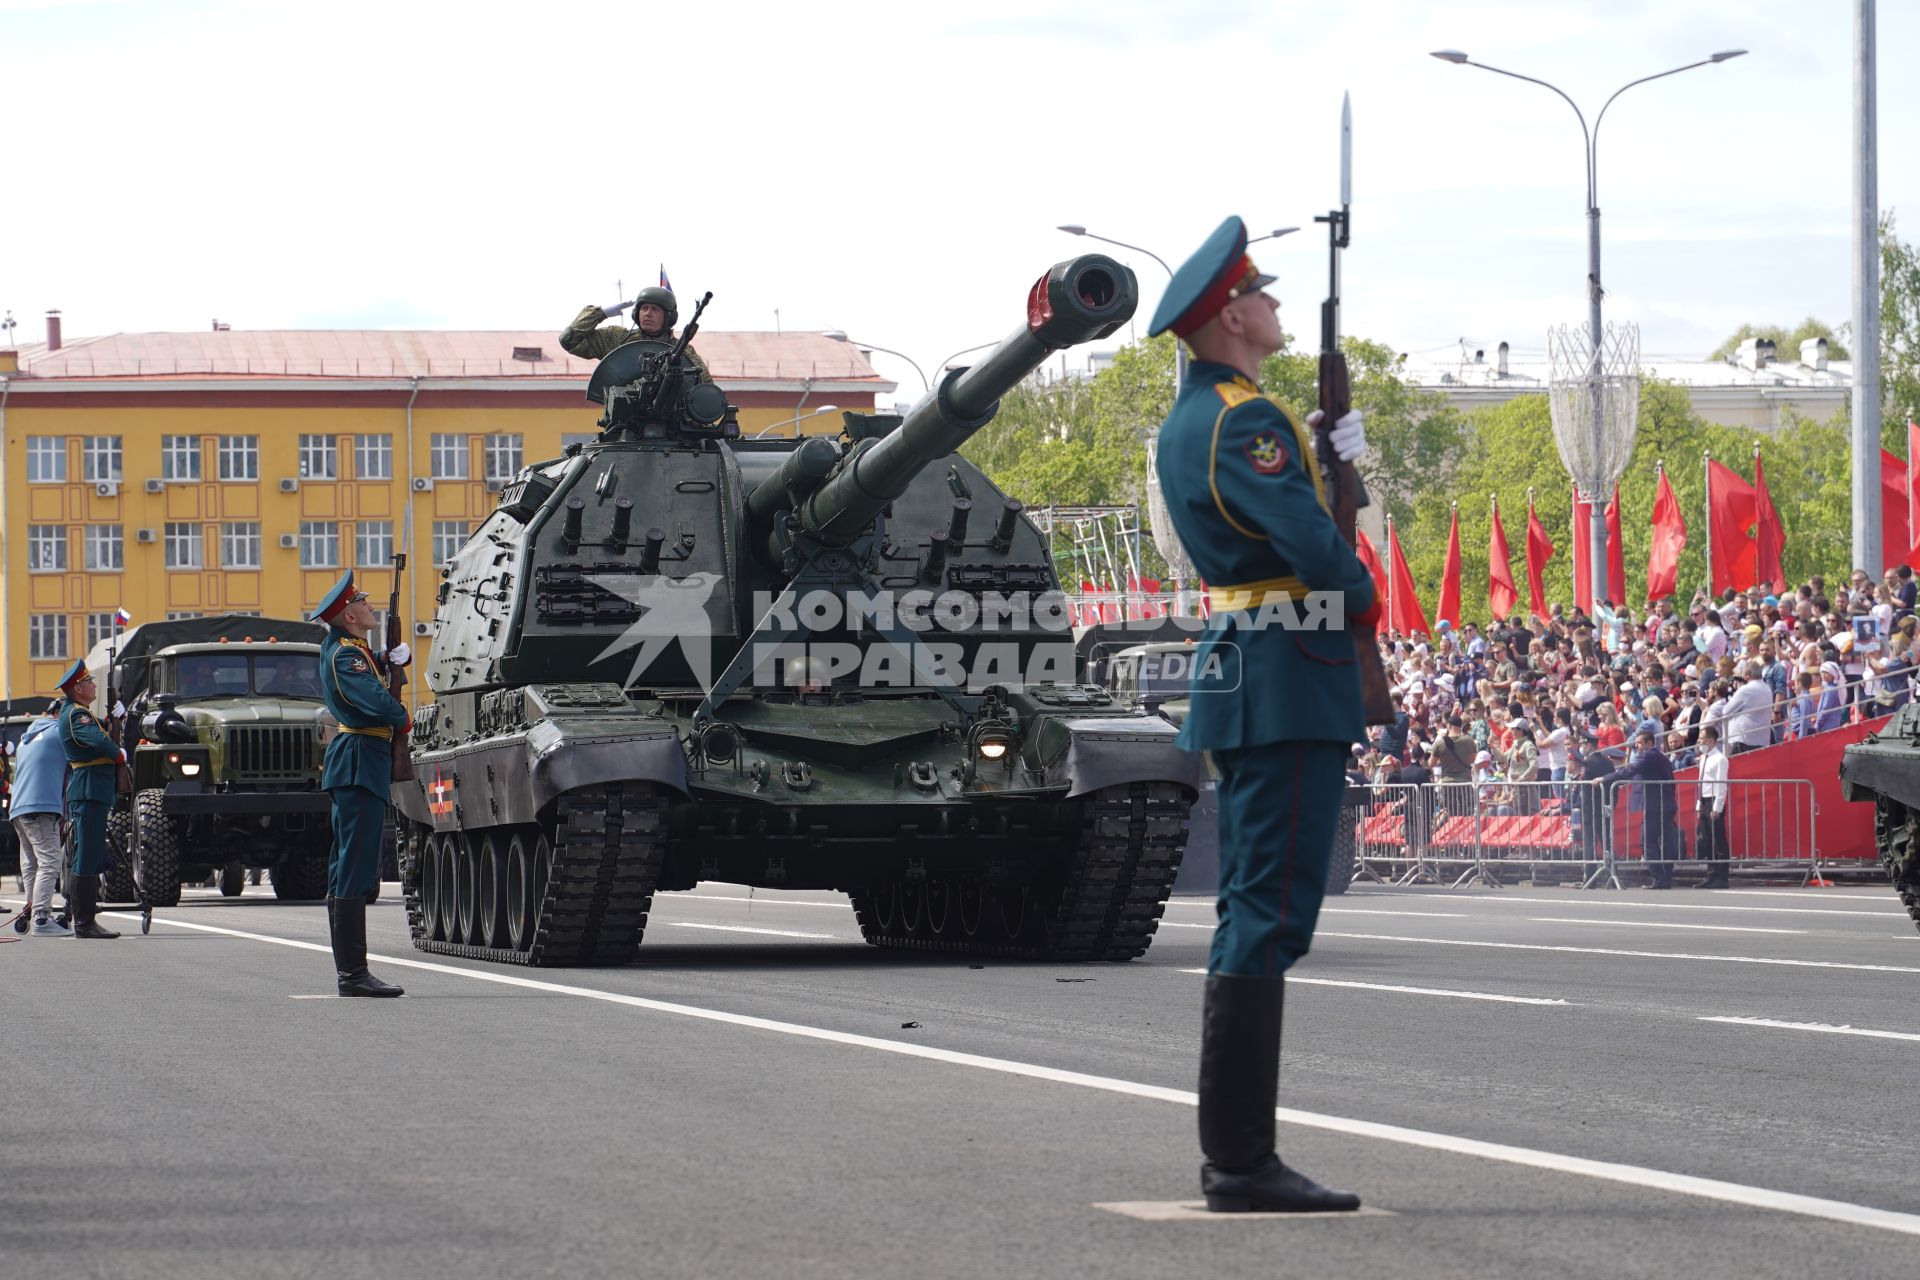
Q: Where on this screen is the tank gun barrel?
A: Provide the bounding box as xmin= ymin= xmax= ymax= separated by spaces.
xmin=796 ymin=254 xmax=1136 ymax=544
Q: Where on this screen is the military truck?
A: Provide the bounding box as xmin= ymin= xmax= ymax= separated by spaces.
xmin=85 ymin=615 xmax=336 ymax=906
xmin=393 ymin=254 xmax=1201 ymax=966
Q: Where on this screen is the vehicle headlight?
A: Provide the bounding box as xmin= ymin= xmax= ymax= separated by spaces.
xmin=165 ymin=751 xmax=205 ymax=778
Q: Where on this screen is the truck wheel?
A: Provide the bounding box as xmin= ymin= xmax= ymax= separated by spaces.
xmin=132 ymin=789 xmax=183 ymax=908
xmin=101 ymin=809 xmax=139 ymax=904
xmin=270 ymin=857 xmax=330 ymax=902
xmin=219 ymin=861 xmax=246 ymax=897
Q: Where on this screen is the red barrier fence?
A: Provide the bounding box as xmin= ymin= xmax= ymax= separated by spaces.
xmin=1672 ymin=712 xmax=1890 ymax=863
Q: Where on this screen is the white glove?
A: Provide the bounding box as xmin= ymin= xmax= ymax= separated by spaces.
xmin=602 ymin=299 xmax=632 ymax=316
xmin=385 ymin=643 xmax=412 ymax=668
xmin=1317 ymin=407 xmax=1366 ymax=462
xmin=112 ymin=700 xmax=126 ymax=719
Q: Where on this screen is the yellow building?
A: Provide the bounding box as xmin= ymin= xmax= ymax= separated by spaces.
xmin=0 ymin=320 xmax=891 ymax=700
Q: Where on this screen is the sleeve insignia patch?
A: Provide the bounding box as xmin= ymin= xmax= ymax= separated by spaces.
xmin=349 ymin=659 xmax=370 ymax=674
xmin=1244 ymin=433 xmax=1289 ymax=475
xmin=74 ymin=713 xmax=92 ymax=725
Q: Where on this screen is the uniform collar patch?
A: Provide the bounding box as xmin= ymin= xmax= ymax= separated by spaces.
xmin=1245 ymin=433 xmax=1289 ymax=474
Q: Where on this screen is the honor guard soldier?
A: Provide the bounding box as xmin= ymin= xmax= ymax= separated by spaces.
xmin=55 ymin=660 xmax=122 ymax=939
xmin=1150 ymin=216 xmax=1376 ymax=1213
xmin=560 ymin=285 xmax=712 ymax=381
xmin=313 ymin=570 xmax=410 ymax=997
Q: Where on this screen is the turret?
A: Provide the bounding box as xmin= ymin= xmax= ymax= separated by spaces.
xmin=754 ymin=254 xmax=1136 ymax=550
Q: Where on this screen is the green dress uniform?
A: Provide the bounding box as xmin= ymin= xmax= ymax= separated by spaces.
xmin=312 ymin=570 xmax=408 ymax=997
xmin=59 ymin=693 xmax=119 ymax=879
xmin=1151 ymin=215 xmax=1374 ymax=1214
xmin=559 ymin=304 xmax=712 ymax=381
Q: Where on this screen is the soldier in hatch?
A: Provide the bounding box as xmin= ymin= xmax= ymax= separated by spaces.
xmin=559 ymin=286 xmax=711 ymax=381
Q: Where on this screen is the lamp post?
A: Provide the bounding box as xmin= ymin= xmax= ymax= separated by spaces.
xmin=754 ymin=404 xmax=840 ymax=439
xmin=1431 ymin=47 xmax=1746 ymax=604
xmin=823 ymin=330 xmax=927 ymax=394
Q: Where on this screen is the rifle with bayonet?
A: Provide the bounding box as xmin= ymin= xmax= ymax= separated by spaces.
xmin=387 ymin=553 xmax=416 ymax=782
xmin=1311 ymin=93 xmax=1394 ymax=726
xmin=647 ymin=290 xmax=712 ymax=414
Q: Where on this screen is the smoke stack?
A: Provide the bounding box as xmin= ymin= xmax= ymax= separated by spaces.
xmin=45 ymin=309 xmax=62 ymax=352
xmin=1496 ymin=341 xmax=1510 ymax=376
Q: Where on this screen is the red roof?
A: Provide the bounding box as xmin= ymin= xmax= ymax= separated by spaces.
xmin=4 ymin=329 xmax=888 ymax=386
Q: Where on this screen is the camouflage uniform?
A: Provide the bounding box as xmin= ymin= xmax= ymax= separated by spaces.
xmin=559 ymin=305 xmax=711 ymax=381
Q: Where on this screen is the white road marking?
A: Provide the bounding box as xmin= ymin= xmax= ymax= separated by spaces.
xmin=1156 ymin=908 xmax=1470 ymax=931
xmin=86 ymin=907 xmax=1920 ymax=1241
xmin=1178 ymin=969 xmax=1567 ymax=1006
xmin=1318 ymin=930 xmax=1920 ymax=975
xmin=1528 ymin=917 xmax=1804 ymax=936
xmin=1714 ymin=889 xmax=1893 ymax=902
xmin=1320 ymin=892 xmax=1900 ymax=920
xmin=1700 ymin=1016 xmax=1920 ymax=1044
xmin=667 ymin=922 xmax=840 ymax=940
xmin=667 ymin=893 xmax=850 ymax=910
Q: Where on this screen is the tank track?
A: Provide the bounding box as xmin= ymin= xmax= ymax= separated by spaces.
xmin=402 ymin=783 xmax=668 ymax=966
xmin=1877 ymin=799 xmax=1920 ymax=934
xmin=849 ymin=781 xmax=1189 ymax=961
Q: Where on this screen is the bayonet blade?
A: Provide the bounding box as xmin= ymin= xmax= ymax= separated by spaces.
xmin=1340 ymin=92 xmax=1352 ymax=207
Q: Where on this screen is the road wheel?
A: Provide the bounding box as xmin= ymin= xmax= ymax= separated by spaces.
xmin=132 ymin=789 xmax=183 ymax=908
xmin=101 ymin=808 xmax=138 ymax=904
xmin=505 ymin=829 xmax=534 ymax=951
xmin=454 ymin=836 xmax=477 ymax=945
xmin=269 ymin=856 xmax=329 ymax=902
xmin=219 ymin=861 xmax=246 ymax=897
xmin=1324 ymin=808 xmax=1358 ymax=897
xmin=436 ymin=836 xmax=460 ymax=943
xmin=421 ymin=832 xmax=444 ymax=941
xmin=476 ymin=831 xmax=507 ymax=948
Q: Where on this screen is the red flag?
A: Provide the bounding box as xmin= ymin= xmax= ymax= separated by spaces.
xmin=1706 ymin=459 xmax=1758 ymax=593
xmin=1647 ymin=469 xmax=1687 ymax=601
xmin=1524 ymin=498 xmax=1554 ymax=619
xmin=1386 ymin=522 xmax=1430 ymax=636
xmin=1356 ymin=528 xmax=1389 ymax=605
xmin=1879 ymin=450 xmax=1915 ymax=576
xmin=1434 ymin=509 xmax=1463 ymax=628
xmin=1753 ymin=453 xmax=1785 ymax=594
xmin=1571 ymin=484 xmax=1593 ymax=614
xmin=1605 ymin=483 xmax=1626 ymax=604
xmin=1488 ymin=501 xmax=1518 ymax=620
xmin=1909 ymin=423 xmax=1920 ymax=569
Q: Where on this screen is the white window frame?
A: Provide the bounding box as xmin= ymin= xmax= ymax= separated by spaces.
xmin=432 ymin=520 xmax=472 ymax=567
xmin=26 ymin=437 xmax=65 ymax=483
xmin=84 ymin=525 xmax=124 ymax=572
xmin=430 ymin=434 xmax=468 ymax=480
xmin=484 ymin=434 xmax=524 ymax=483
xmin=28 ymin=615 xmax=67 ymax=661
xmin=164 ymin=522 xmax=203 ymax=569
xmin=161 ymin=435 xmax=202 ymax=482
xmin=81 ymin=436 xmax=122 ymax=483
xmin=27 ymin=525 xmax=66 ymax=572
xmin=85 ymin=612 xmax=119 ymax=649
xmin=299 ymin=434 xmax=338 ymax=480
xmin=165 ymin=611 xmax=202 ymax=621
xmin=299 ymin=520 xmax=340 ymax=569
xmin=218 ymin=435 xmax=259 ymax=481
xmin=220 ymin=522 xmax=262 ymax=570
xmin=355 ymin=434 xmax=393 ymax=481
xmin=354 ymin=520 xmax=393 ymax=567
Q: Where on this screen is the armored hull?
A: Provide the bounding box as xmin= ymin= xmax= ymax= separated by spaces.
xmin=1838 ymin=703 xmax=1920 ymax=933
xmin=393 ymin=254 xmax=1199 ymax=965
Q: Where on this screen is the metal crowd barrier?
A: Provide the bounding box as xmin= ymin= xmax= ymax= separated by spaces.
xmin=1342 ymin=776 xmax=1816 ymax=891
xmin=1600 ymin=777 xmax=1819 ymax=888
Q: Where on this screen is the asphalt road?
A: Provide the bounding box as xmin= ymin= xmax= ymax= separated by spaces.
xmin=4 ymin=877 xmax=1918 ymax=1280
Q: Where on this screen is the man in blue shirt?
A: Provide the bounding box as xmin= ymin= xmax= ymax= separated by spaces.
xmin=10 ymin=704 xmax=70 ymax=935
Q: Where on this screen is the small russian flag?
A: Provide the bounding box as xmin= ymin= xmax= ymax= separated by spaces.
xmin=659 ymin=264 xmax=673 ymax=292
xmin=112 ymin=606 xmax=133 ymax=627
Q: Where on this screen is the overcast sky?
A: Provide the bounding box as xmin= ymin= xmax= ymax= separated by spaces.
xmin=4 ymin=0 xmax=1913 ymax=398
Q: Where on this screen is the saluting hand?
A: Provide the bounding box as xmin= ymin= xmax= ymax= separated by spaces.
xmin=602 ymin=299 xmax=632 ymax=316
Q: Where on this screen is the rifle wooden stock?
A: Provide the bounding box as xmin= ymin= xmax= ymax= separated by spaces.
xmin=387 ymin=555 xmax=416 ymax=783
xmin=1315 ymin=351 xmax=1395 ymax=726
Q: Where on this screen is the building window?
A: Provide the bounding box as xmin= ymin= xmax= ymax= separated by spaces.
xmin=355 ymin=520 xmax=393 ymax=567
xmin=161 ymin=436 xmax=202 ymax=482
xmin=165 ymin=611 xmax=202 ymax=621
xmin=220 ymin=522 xmax=262 ymax=570
xmin=81 ymin=436 xmax=123 ymax=483
xmin=484 ymin=434 xmax=524 ymax=483
xmin=355 ymin=434 xmax=392 ymax=481
xmin=299 ymin=520 xmax=339 ymax=568
xmin=29 ymin=615 xmax=67 ymax=661
xmin=164 ymin=522 xmax=203 ymax=569
xmin=218 ymin=435 xmax=259 ymax=481
xmin=561 ymin=432 xmax=598 ymax=451
xmin=26 ymin=437 xmax=65 ymax=483
xmin=27 ymin=525 xmax=66 ymax=572
xmin=299 ymin=434 xmax=338 ymax=480
xmin=430 ymin=434 xmax=468 ymax=480
xmin=84 ymin=525 xmax=124 ymax=572
xmin=86 ymin=612 xmax=120 ymax=649
xmin=432 ymin=520 xmax=472 ymax=566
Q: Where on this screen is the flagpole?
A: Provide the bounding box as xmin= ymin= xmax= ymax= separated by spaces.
xmin=1385 ymin=512 xmax=1395 ymax=638
xmin=1703 ymin=448 xmax=1713 ymax=600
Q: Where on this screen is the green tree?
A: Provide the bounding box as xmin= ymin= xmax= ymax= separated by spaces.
xmin=1708 ymin=318 xmax=1849 ymax=363
xmin=1882 ymin=211 xmax=1920 ymax=436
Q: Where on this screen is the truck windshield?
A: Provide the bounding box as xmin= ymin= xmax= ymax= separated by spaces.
xmin=170 ymin=653 xmax=321 ymax=699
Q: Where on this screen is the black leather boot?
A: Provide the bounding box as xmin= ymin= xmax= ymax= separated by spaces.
xmin=71 ymin=876 xmax=120 ymax=940
xmin=329 ymin=896 xmax=403 ymax=998
xmin=1197 ymin=974 xmax=1359 ymax=1212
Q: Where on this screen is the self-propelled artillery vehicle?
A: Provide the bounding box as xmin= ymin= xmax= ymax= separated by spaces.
xmin=1839 ymin=709 xmax=1920 ymax=933
xmin=393 ymin=254 xmax=1199 ymax=966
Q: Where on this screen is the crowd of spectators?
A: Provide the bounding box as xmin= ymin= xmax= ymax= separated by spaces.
xmin=1352 ymin=565 xmax=1918 ymax=792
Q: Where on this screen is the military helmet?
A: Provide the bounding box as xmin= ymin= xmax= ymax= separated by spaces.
xmin=634 ymin=286 xmax=677 ymax=330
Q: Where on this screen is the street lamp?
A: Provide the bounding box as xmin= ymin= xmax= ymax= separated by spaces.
xmin=824 ymin=330 xmax=928 ymax=393
xmin=1431 ymin=47 xmax=1746 ymax=605
xmin=754 ymin=404 xmax=840 ymax=438
xmin=932 ymin=340 xmax=999 ymax=382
